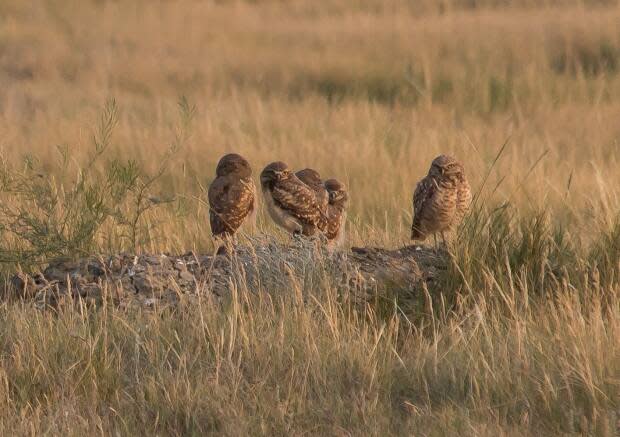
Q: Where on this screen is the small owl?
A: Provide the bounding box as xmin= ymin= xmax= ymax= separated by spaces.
xmin=324 ymin=178 xmax=348 ymax=248
xmin=411 ymin=155 xmax=471 ymax=246
xmin=208 ymin=153 xmax=256 ymax=239
xmin=260 ymin=161 xmax=328 ymax=236
xmin=295 ymin=168 xmax=329 ymax=220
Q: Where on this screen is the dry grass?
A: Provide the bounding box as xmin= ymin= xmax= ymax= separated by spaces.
xmin=0 ymin=0 xmax=619 ymax=435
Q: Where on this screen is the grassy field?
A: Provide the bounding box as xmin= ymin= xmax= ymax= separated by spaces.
xmin=0 ymin=0 xmax=619 ymax=435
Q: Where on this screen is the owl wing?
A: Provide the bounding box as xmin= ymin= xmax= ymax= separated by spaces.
xmin=326 ymin=204 xmax=343 ymax=240
xmin=272 ymin=178 xmax=327 ymax=229
xmin=413 ymin=176 xmax=436 ymax=219
xmin=457 ymin=177 xmax=472 ymax=213
xmin=208 ymin=176 xmax=255 ymax=236
xmin=411 ymin=176 xmax=437 ymax=238
xmin=317 ymin=188 xmax=330 ymax=216
xmin=297 ymin=175 xmax=330 ymax=220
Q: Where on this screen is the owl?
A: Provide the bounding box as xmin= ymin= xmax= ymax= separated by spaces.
xmin=260 ymin=161 xmax=328 ymax=236
xmin=324 ymin=178 xmax=348 ymax=248
xmin=208 ymin=153 xmax=256 ymax=240
xmin=411 ymin=155 xmax=471 ymax=247
xmin=295 ymin=168 xmax=330 ymax=218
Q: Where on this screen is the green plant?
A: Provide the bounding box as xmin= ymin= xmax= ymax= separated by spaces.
xmin=0 ymin=98 xmax=195 ymax=271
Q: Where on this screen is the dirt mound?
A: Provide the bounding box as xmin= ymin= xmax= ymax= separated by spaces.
xmin=8 ymin=240 xmax=447 ymax=309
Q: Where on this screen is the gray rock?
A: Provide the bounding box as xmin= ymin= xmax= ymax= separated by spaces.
xmin=133 ymin=274 xmax=165 ymax=295
xmin=178 ymin=270 xmax=195 ymax=284
xmin=173 ymin=260 xmax=188 ymax=272
xmin=108 ymin=256 xmax=124 ymax=273
xmin=9 ymin=272 xmax=37 ymax=297
xmin=87 ymin=262 xmax=105 ymax=278
xmin=44 ymin=267 xmax=70 ymax=282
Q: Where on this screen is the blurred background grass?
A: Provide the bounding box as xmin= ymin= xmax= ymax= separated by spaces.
xmin=1 ymin=0 xmax=619 ymax=252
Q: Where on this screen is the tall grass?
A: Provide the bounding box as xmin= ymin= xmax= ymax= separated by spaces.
xmin=0 ymin=212 xmax=617 ymax=435
xmin=0 ymin=0 xmax=619 ymax=434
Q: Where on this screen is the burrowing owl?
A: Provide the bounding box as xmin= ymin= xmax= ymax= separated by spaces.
xmin=411 ymin=155 xmax=471 ymax=246
xmin=296 ymin=168 xmax=329 ymax=218
xmin=260 ymin=161 xmax=328 ymax=236
xmin=208 ymin=153 xmax=256 ymax=239
xmin=324 ymin=178 xmax=348 ymax=248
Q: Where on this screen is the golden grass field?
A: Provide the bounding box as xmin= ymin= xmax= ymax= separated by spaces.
xmin=0 ymin=0 xmax=619 ymax=435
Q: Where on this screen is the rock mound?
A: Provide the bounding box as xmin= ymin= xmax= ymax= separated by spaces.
xmin=7 ymin=239 xmax=447 ymax=309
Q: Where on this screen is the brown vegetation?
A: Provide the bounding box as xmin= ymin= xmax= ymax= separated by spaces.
xmin=0 ymin=0 xmax=619 ymax=435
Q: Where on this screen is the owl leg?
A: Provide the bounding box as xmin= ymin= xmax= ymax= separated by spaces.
xmin=433 ymin=234 xmax=438 ymax=251
xmin=441 ymin=232 xmax=447 ymax=248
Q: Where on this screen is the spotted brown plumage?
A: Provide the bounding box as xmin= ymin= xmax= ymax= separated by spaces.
xmin=296 ymin=168 xmax=329 ymax=225
xmin=455 ymin=173 xmax=472 ymax=224
xmin=324 ymin=178 xmax=348 ymax=247
xmin=208 ymin=154 xmax=256 ymax=239
xmin=260 ymin=162 xmax=328 ymax=236
xmin=411 ymin=155 xmax=471 ymax=245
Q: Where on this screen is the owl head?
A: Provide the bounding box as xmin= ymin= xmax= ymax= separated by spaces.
xmin=429 ymin=155 xmax=464 ymax=179
xmin=324 ymin=178 xmax=348 ymax=206
xmin=216 ymin=153 xmax=252 ymax=178
xmin=260 ymin=161 xmax=291 ymax=187
xmin=296 ymin=168 xmax=323 ymax=189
